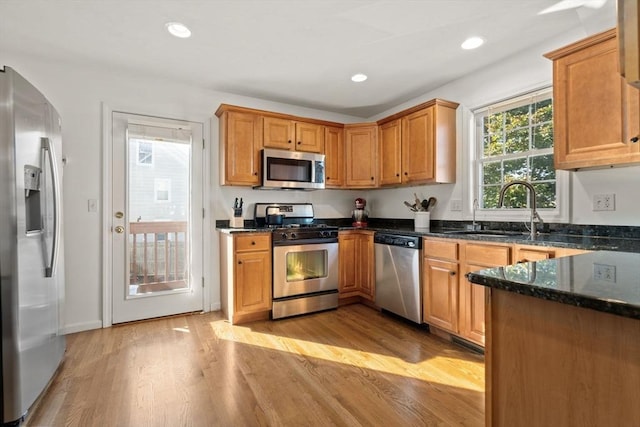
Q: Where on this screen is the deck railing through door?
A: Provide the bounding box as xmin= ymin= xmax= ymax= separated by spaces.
xmin=128 ymin=221 xmax=188 ymax=291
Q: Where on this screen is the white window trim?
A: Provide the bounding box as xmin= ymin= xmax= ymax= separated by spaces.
xmin=136 ymin=140 xmax=154 ymax=166
xmin=468 ymin=87 xmax=570 ymax=224
xmin=154 ymin=178 xmax=171 ymax=203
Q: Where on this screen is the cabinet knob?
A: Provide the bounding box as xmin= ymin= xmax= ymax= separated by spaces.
xmin=297 ymin=141 xmax=301 ymax=145
xmin=238 ymin=261 xmax=243 ymax=265
xmin=396 ymin=173 xmax=400 ymax=177
xmin=370 ymin=177 xmax=374 ymax=180
xmin=254 ymin=172 xmax=258 ymax=176
xmin=251 ymin=241 xmax=256 ymax=245
xmin=449 ymin=271 xmax=456 ymax=276
xmin=404 ymin=172 xmax=408 ymax=176
xmin=631 ymin=136 xmax=639 ymax=143
xmin=288 ymin=140 xmax=292 ymax=144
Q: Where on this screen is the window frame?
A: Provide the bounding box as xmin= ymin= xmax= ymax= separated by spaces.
xmin=470 ymin=87 xmax=569 ymax=224
xmin=136 ymin=140 xmax=154 ymax=166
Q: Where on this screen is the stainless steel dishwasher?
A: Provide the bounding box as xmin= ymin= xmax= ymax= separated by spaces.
xmin=374 ymin=233 xmax=422 ymax=323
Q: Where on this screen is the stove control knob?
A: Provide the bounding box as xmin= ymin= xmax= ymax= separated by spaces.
xmin=320 ymin=231 xmax=328 ymax=238
xmin=281 ymin=233 xmax=288 ymax=239
xmin=290 ymin=233 xmax=297 ymax=240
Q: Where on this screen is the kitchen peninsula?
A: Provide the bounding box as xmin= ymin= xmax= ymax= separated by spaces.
xmin=467 ymin=251 xmax=640 ymax=426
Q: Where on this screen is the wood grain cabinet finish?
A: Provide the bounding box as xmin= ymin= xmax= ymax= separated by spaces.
xmin=460 ymin=242 xmax=511 ymax=346
xmin=545 ymin=28 xmax=640 ymax=170
xmin=263 ymin=117 xmax=325 ymax=153
xmin=422 ymin=239 xmax=459 ymax=333
xmin=378 ymin=100 xmax=458 ymax=186
xmin=217 ymin=110 xmax=263 ymax=186
xmin=344 ymin=124 xmax=378 ymax=188
xmin=324 ymin=126 xmax=345 ymax=188
xmin=220 ymin=232 xmax=272 ymax=324
xmin=338 ymin=230 xmax=375 ymax=301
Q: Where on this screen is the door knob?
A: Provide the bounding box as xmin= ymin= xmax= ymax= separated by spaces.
xmin=115 ymin=211 xmax=124 ymax=219
xmin=114 ymin=225 xmax=125 ymax=234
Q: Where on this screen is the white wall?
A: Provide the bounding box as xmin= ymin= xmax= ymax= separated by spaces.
xmin=3 ymin=10 xmax=636 ymax=333
xmin=1 ymin=52 xmax=362 ymax=333
xmin=367 ymin=22 xmax=640 ymax=227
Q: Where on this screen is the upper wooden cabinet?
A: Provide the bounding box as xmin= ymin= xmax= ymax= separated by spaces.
xmin=217 ymin=109 xmax=263 ymax=186
xmin=378 ymin=99 xmax=458 ymax=185
xmin=216 ymin=104 xmax=342 ymax=187
xmin=324 ymin=126 xmax=345 ymax=188
xmin=618 ymin=0 xmax=640 ymax=88
xmin=378 ymin=119 xmax=403 ymax=186
xmin=263 ymin=117 xmax=324 ymax=153
xmin=345 ymin=123 xmax=378 ymax=188
xmin=545 ymin=29 xmax=640 ymax=170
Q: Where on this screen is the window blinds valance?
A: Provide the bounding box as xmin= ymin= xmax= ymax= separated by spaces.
xmin=127 ymin=122 xmax=192 ymax=144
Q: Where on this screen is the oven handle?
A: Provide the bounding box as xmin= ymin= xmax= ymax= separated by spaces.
xmin=273 ymin=237 xmax=338 ymax=246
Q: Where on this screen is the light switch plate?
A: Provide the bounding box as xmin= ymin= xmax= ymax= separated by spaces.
xmin=450 ymin=199 xmax=462 ymax=211
xmin=88 ymin=199 xmax=98 ymax=213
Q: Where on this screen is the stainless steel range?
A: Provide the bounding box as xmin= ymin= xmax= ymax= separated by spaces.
xmin=254 ymin=203 xmax=339 ymax=319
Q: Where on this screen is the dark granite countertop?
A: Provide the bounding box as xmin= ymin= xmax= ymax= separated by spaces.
xmin=467 ymin=251 xmax=640 ymax=320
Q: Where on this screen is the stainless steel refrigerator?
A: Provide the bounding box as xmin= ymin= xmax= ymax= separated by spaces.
xmin=0 ymin=66 xmax=66 ymax=425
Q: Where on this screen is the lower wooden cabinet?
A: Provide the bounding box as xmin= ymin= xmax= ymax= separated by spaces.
xmin=338 ymin=230 xmax=375 ymax=301
xmin=423 ymin=237 xmax=593 ymax=347
xmin=220 ymin=232 xmax=272 ymax=324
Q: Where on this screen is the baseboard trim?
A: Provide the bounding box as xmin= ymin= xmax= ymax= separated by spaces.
xmin=61 ymin=320 xmax=103 ymax=334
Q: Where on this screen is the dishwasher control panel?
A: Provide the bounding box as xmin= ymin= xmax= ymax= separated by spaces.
xmin=374 ymin=233 xmax=422 ymax=249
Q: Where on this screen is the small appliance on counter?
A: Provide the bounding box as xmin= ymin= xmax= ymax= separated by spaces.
xmin=352 ymin=197 xmax=369 ymax=228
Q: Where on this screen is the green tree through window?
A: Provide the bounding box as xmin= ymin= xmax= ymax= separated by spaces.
xmin=476 ymin=90 xmax=555 ymax=209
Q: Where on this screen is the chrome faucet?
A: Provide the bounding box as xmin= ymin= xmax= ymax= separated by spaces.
xmin=497 ymin=180 xmax=543 ymax=240
xmin=467 ymin=198 xmax=482 ymax=231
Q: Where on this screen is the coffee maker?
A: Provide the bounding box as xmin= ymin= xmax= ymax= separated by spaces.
xmin=352 ymin=197 xmax=369 ymax=228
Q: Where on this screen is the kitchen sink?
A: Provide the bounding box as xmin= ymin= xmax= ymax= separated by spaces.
xmin=442 ymin=230 xmax=526 ymax=238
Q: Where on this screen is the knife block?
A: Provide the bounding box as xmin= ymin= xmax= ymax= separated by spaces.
xmin=229 ymin=216 xmax=244 ymax=228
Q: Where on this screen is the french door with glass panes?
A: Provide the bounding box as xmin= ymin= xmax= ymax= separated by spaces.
xmin=111 ymin=112 xmax=203 ymax=323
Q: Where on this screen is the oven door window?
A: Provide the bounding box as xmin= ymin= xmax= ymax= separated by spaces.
xmin=267 ymin=157 xmax=312 ymax=182
xmin=286 ymin=249 xmax=327 ymax=281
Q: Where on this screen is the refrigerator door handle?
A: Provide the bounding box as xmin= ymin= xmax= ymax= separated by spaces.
xmin=42 ymin=137 xmax=61 ymax=278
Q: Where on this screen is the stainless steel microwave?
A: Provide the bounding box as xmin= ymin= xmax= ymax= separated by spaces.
xmin=258 ymin=148 xmax=325 ymax=190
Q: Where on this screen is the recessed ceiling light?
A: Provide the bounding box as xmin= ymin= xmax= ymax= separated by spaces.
xmin=351 ymin=73 xmax=368 ymax=83
xmin=166 ymin=22 xmax=192 ymax=38
xmin=461 ymin=37 xmax=484 ymax=50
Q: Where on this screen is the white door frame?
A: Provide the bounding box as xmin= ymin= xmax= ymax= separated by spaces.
xmin=101 ymin=102 xmax=211 ymax=327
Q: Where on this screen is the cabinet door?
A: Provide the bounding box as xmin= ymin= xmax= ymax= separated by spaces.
xmin=460 ymin=265 xmax=487 ymax=346
xmin=402 ymin=107 xmax=434 ymax=183
xmin=345 ymin=125 xmax=377 ymax=187
xmin=221 ymin=111 xmax=262 ymax=185
xmin=324 ymin=126 xmax=344 ymax=188
xmin=235 ymin=250 xmax=272 ymax=314
xmin=296 ymin=122 xmax=324 ymax=153
xmin=263 ymin=116 xmax=295 ymax=150
xmin=423 ymin=258 xmax=458 ymax=333
xmin=378 ymin=119 xmax=402 ymax=186
xmin=338 ymin=233 xmax=359 ymax=295
xmin=358 ymin=233 xmax=375 ymax=300
xmin=549 ymin=30 xmax=640 ymax=170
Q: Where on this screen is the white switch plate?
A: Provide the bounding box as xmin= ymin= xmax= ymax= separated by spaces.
xmin=88 ymin=199 xmax=98 ymax=212
xmin=450 ymin=199 xmax=462 ymax=211
xmin=592 ymin=193 xmax=615 ymax=211
xmin=593 ymin=263 xmax=616 ymax=283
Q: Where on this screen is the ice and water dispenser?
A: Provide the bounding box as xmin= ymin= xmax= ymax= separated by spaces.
xmin=24 ymin=164 xmax=42 ymax=233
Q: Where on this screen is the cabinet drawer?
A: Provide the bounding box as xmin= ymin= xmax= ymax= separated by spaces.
xmin=423 ymin=239 xmax=458 ymax=261
xmin=235 ymin=233 xmax=271 ymax=252
xmin=516 ymin=247 xmax=555 ymax=263
xmin=465 ymin=243 xmax=510 ymax=266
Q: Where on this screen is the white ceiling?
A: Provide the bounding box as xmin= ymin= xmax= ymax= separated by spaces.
xmin=0 ymin=0 xmax=617 ymax=118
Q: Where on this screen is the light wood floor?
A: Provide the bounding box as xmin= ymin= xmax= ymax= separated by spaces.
xmin=26 ymin=304 xmax=485 ymax=426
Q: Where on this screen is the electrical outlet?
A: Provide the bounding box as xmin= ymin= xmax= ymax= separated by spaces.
xmin=592 ymin=193 xmax=615 ymax=211
xmin=593 ymin=263 xmax=616 ymax=283
xmin=450 ymin=199 xmax=462 ymax=211
xmin=88 ymin=199 xmax=98 ymax=213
